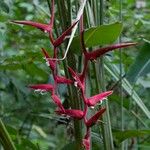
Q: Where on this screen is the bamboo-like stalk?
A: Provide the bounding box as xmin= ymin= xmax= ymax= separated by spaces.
xmin=56 ymin=1 xmax=83 ymax=149
xmin=0 ymin=119 xmax=16 ymax=150
xmin=98 ymin=0 xmax=114 ymax=149
xmin=119 ymin=0 xmax=125 ymax=149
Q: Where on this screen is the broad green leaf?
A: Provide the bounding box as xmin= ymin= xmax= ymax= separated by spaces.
xmin=127 ymin=39 xmax=150 ymax=82
xmin=70 ymin=22 xmax=123 ymax=53
xmin=85 ymin=22 xmax=123 ymax=46
xmin=113 ymin=130 xmax=150 ymax=143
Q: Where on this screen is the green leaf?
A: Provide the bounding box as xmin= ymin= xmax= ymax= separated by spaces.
xmin=110 ymin=94 xmax=130 ymax=110
xmin=113 ymin=130 xmax=150 ymax=143
xmin=91 ymin=132 xmax=103 ymax=149
xmin=105 ymin=56 xmax=150 ymax=119
xmin=0 ymin=64 xmax=21 ymax=70
xmin=18 ymin=138 xmax=39 ymax=150
xmin=6 ymin=125 xmax=39 ymax=150
xmin=127 ymin=39 xmax=150 ymax=82
xmin=23 ymin=63 xmax=48 ymax=79
xmin=70 ymin=22 xmax=123 ymax=53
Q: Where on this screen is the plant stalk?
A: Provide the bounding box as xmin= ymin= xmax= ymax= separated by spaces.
xmin=56 ymin=1 xmax=83 ymax=149
xmin=119 ymin=0 xmax=125 ymax=149
xmin=98 ymin=0 xmax=114 ymax=149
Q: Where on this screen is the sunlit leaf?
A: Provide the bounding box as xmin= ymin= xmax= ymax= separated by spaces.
xmin=71 ymin=22 xmax=123 ymax=53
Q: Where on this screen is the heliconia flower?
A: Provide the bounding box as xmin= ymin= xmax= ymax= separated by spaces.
xmin=82 ymin=138 xmax=90 ymax=150
xmin=68 ymin=67 xmax=84 ymax=90
xmin=53 ymin=21 xmax=78 ymax=47
xmin=29 ymin=84 xmax=53 ymax=92
xmin=51 ymin=94 xmax=65 ymax=112
xmin=86 ymin=108 xmax=106 ymax=127
xmin=55 ymin=109 xmax=84 ymax=119
xmin=11 ymin=1 xmax=78 ymax=48
xmin=86 ymin=91 xmax=113 ymax=107
xmin=11 ymin=20 xmax=52 ymax=33
xmin=85 ymin=42 xmax=137 ymax=61
xmin=41 ymin=48 xmax=56 ymax=71
xmin=55 ymin=76 xmax=73 ymax=84
xmin=11 ymin=0 xmax=55 ymax=33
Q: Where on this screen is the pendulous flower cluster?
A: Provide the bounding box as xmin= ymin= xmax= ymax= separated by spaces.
xmin=12 ymin=0 xmax=136 ymax=149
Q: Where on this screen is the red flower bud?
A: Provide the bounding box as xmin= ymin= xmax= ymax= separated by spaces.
xmin=56 ymin=109 xmax=84 ymax=119
xmin=85 ymin=42 xmax=137 ymax=60
xmin=29 ymin=84 xmax=53 ymax=92
xmin=55 ymin=76 xmax=73 ymax=84
xmin=53 ymin=21 xmax=78 ymax=47
xmin=68 ymin=67 xmax=84 ymax=90
xmin=86 ymin=91 xmax=113 ymax=107
xmin=86 ymin=108 xmax=106 ymax=127
xmin=11 ymin=20 xmax=52 ymax=33
xmin=11 ymin=0 xmax=55 ymax=33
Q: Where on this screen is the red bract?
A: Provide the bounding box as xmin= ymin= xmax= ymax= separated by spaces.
xmin=86 ymin=108 xmax=106 ymax=127
xmin=51 ymin=95 xmax=65 ymax=112
xmin=86 ymin=91 xmax=113 ymax=107
xmin=68 ymin=67 xmax=84 ymax=91
xmin=11 ymin=21 xmax=78 ymax=48
xmin=56 ymin=109 xmax=84 ymax=119
xmin=41 ymin=48 xmax=56 ymax=71
xmin=85 ymin=42 xmax=137 ymax=61
xmin=11 ymin=0 xmax=54 ymax=33
xmin=11 ymin=0 xmax=79 ymax=48
xmin=11 ymin=20 xmax=52 ymax=33
xmin=55 ymin=76 xmax=73 ymax=84
xmin=53 ymin=21 xmax=78 ymax=47
xmin=29 ymin=84 xmax=53 ymax=92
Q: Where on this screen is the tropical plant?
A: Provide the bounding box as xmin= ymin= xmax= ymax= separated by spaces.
xmin=0 ymin=0 xmax=150 ymax=150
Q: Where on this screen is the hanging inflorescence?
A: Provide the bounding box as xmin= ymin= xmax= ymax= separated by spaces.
xmin=11 ymin=0 xmax=136 ymax=149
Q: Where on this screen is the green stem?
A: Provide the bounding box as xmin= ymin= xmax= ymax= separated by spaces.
xmin=98 ymin=0 xmax=114 ymax=149
xmin=99 ymin=59 xmax=114 ymax=150
xmin=56 ymin=1 xmax=83 ymax=149
xmin=119 ymin=0 xmax=125 ymax=149
xmin=0 ymin=119 xmax=16 ymax=150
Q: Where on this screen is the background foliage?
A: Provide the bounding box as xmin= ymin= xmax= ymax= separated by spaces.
xmin=0 ymin=0 xmax=150 ymax=149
